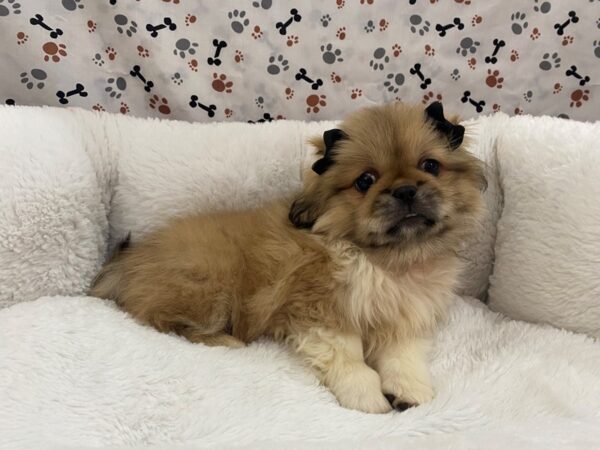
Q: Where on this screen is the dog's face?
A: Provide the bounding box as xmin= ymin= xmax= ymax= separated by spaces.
xmin=289 ymin=102 xmax=485 ymax=250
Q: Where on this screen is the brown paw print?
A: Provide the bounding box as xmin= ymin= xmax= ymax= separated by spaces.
xmin=468 ymin=57 xmax=476 ymax=70
xmin=392 ymin=43 xmax=402 ymax=57
xmin=119 ymin=102 xmax=130 ymax=114
xmin=336 ymin=0 xmax=345 ymax=9
xmin=212 ymin=73 xmax=233 ymax=93
xmin=188 ymin=59 xmax=198 ymax=72
xmin=379 ymin=19 xmax=389 ymax=31
xmin=286 ymin=35 xmax=299 ymax=46
xmin=105 ymin=46 xmax=117 ymax=61
xmin=16 ymin=32 xmax=28 ymax=45
xmin=285 ymin=87 xmax=295 ymax=99
xmin=234 ymin=50 xmax=244 ymax=63
xmin=530 ymin=27 xmax=541 ymax=40
xmin=514 ymin=107 xmax=523 ymax=115
xmin=43 ymin=42 xmax=67 ymax=62
xmin=330 ymin=72 xmax=342 ymax=83
xmin=360 ymin=0 xmax=374 ymax=4
xmin=351 ymin=88 xmax=362 ymax=99
xmin=510 ymin=50 xmax=519 ymax=62
xmin=336 ymin=27 xmax=346 ymax=40
xmin=422 ymin=91 xmax=442 ymax=104
xmin=87 ymin=20 xmax=96 ymax=33
xmin=570 ymin=89 xmax=590 ymax=108
xmin=492 ymin=103 xmax=501 ymax=113
xmin=149 ymin=95 xmax=171 ymax=114
xmin=252 ymin=25 xmax=263 ymax=39
xmin=485 ymin=69 xmax=504 ymax=88
xmin=137 ymin=45 xmax=149 ymax=58
xmin=553 ymin=83 xmax=562 ymax=94
xmin=471 ymin=15 xmax=482 ymax=26
xmin=92 ymin=103 xmax=105 ymax=112
xmin=562 ymin=36 xmax=574 ymax=46
xmin=424 ymin=44 xmax=435 ymax=56
xmin=185 ymin=14 xmax=197 ymax=26
xmin=306 ymin=94 xmax=327 ymax=113
xmin=455 ymin=0 xmax=471 ymax=4
xmin=224 ymin=108 xmax=233 ymax=118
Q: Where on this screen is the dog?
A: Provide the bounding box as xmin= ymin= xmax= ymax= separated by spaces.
xmin=91 ymin=101 xmax=485 ymax=414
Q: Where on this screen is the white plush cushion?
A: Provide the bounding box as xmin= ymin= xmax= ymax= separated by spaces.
xmin=488 ymin=116 xmax=600 ymax=337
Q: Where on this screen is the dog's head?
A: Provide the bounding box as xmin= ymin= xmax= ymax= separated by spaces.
xmin=289 ymin=102 xmax=485 ymax=252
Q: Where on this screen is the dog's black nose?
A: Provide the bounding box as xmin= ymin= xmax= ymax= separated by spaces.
xmin=392 ymin=185 xmax=417 ymax=203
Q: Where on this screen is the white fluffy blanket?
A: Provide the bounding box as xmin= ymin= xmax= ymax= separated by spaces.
xmin=1 ymin=106 xmax=599 ymax=448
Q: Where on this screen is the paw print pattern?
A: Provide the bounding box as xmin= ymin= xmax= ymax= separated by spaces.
xmin=523 ymin=90 xmax=533 ymax=102
xmin=0 ymin=0 xmax=21 ymax=16
xmin=16 ymin=31 xmax=28 ymax=45
xmin=228 ymin=10 xmax=249 ymax=33
xmin=20 ymin=69 xmax=47 ymax=89
xmin=422 ymin=91 xmax=442 ymax=104
xmin=115 ymin=14 xmax=138 ymax=37
xmin=485 ymin=69 xmax=504 ymax=88
xmin=510 ymin=12 xmax=528 ymax=35
xmin=450 ymin=68 xmax=461 ymax=80
xmin=456 ymin=37 xmax=480 ymax=57
xmin=43 ymin=42 xmax=67 ymax=62
xmin=364 ymin=20 xmax=375 ymax=33
xmin=320 ymin=14 xmax=332 ymax=27
xmin=369 ymin=47 xmax=389 ymax=71
xmin=212 ymin=73 xmax=233 ymax=93
xmin=594 ymin=41 xmax=600 ymax=59
xmin=62 ymin=0 xmax=83 ymax=11
xmin=351 ymin=88 xmax=362 ymax=99
xmin=383 ymin=72 xmax=405 ymax=93
xmin=321 ymin=44 xmax=343 ymax=64
xmin=539 ymin=52 xmax=561 ymax=70
xmin=267 ymin=54 xmax=289 ymax=74
xmin=149 ymin=95 xmax=171 ymax=114
xmin=570 ymin=89 xmax=589 ymax=108
xmin=92 ymin=53 xmax=104 ymax=66
xmin=174 ymin=38 xmax=198 ymax=58
xmin=105 ymin=76 xmax=127 ymax=99
xmin=533 ymin=0 xmax=551 ymax=14
xmin=171 ymin=72 xmax=183 ymax=85
xmin=306 ymin=94 xmax=326 ymax=113
xmin=409 ymin=14 xmax=430 ymax=35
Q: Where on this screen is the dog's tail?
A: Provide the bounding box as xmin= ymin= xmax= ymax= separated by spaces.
xmin=89 ymin=233 xmax=131 ymax=302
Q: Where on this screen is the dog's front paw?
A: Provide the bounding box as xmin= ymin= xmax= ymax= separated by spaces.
xmin=334 ymin=367 xmax=393 ymax=414
xmin=382 ymin=376 xmax=434 ymax=411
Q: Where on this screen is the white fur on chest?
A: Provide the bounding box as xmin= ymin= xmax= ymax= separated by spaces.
xmin=330 ymin=242 xmax=459 ymax=337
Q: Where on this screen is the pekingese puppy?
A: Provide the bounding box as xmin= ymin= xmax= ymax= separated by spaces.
xmin=91 ymin=101 xmax=485 ymax=414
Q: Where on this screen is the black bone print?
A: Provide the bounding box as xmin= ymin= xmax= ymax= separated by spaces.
xmin=295 ymin=68 xmax=323 ymax=90
xmin=461 ymin=90 xmax=485 ymax=113
xmin=565 ymin=65 xmax=590 ymax=86
xmin=554 ymin=11 xmax=578 ymax=36
xmin=248 ymin=113 xmax=274 ymax=124
xmin=435 ymin=17 xmax=464 ymax=37
xmin=56 ymin=83 xmax=87 ymax=104
xmin=484 ymin=39 xmax=506 ymax=64
xmin=30 ymin=14 xmax=64 ymax=39
xmin=276 ymin=8 xmax=301 ymax=35
xmin=207 ymin=39 xmax=227 ymax=66
xmin=146 ymin=17 xmax=177 ymax=38
xmin=189 ymin=95 xmax=217 ymax=117
xmin=409 ymin=63 xmax=432 ymax=89
xmin=129 ymin=65 xmax=154 ymax=92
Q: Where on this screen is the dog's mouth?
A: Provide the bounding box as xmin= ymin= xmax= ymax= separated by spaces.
xmin=387 ymin=214 xmax=436 ymax=234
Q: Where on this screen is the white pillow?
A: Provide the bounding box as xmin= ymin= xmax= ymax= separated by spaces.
xmin=488 ymin=116 xmax=600 ymax=337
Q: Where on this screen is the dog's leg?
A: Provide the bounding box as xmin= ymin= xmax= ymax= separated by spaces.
xmin=290 ymin=328 xmax=392 ymax=414
xmin=370 ymin=337 xmax=434 ymax=410
xmin=180 ymin=329 xmax=246 ymax=348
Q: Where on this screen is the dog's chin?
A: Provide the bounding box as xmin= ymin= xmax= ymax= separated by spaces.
xmin=386 ymin=214 xmax=436 ymax=235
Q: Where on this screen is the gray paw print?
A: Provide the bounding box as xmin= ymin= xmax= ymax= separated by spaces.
xmin=364 ymin=20 xmax=375 ymax=33
xmin=510 ymin=12 xmax=528 ymax=35
xmin=228 ymin=10 xmax=249 ymax=33
xmin=450 ymin=68 xmax=461 ymax=80
xmin=252 ymin=0 xmax=272 ymax=10
xmin=267 ymin=54 xmax=289 ymax=74
xmin=20 ymin=69 xmax=46 ymax=89
xmin=115 ymin=14 xmax=137 ymax=36
xmin=523 ymin=90 xmax=533 ymax=103
xmin=105 ymin=76 xmax=127 ymax=99
xmin=383 ymin=73 xmax=405 ymax=93
xmin=92 ymin=53 xmax=105 ymax=66
xmin=0 ymin=0 xmax=21 ymax=16
xmin=62 ymin=0 xmax=83 ymax=11
xmin=174 ymin=38 xmax=198 ymax=58
xmin=255 ymin=96 xmax=264 ymax=109
xmin=533 ymin=0 xmax=551 ymax=13
xmin=321 ymin=44 xmax=343 ymax=64
xmin=409 ymin=15 xmax=430 ymax=35
xmin=593 ymin=40 xmax=600 ymax=59
xmin=539 ymin=52 xmax=561 ymax=70
xmin=171 ymin=72 xmax=183 ymax=85
xmin=320 ymin=14 xmax=332 ymax=27
xmin=369 ymin=47 xmax=389 ymax=71
xmin=456 ymin=37 xmax=480 ymax=56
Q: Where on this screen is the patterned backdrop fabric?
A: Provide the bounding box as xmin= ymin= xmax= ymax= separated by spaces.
xmin=0 ymin=0 xmax=598 ymax=123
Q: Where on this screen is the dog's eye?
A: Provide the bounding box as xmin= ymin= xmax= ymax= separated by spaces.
xmin=421 ymin=159 xmax=440 ymax=176
xmin=354 ymin=172 xmax=377 ymax=193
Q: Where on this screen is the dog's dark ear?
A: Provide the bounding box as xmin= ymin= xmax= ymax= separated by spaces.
xmin=289 ymin=193 xmax=323 ymax=229
xmin=311 ymin=128 xmax=348 ymax=175
xmin=425 ymin=102 xmax=465 ymax=150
